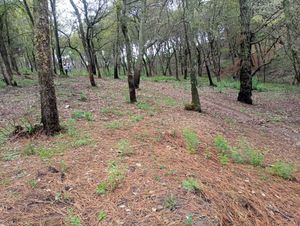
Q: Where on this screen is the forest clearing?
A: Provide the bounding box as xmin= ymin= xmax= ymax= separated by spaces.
xmin=1 ymin=0 xmax=300 ymax=225
xmin=0 ymin=76 xmax=299 ymax=225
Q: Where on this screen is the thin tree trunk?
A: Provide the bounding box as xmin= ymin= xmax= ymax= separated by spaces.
xmin=121 ymin=0 xmax=137 ymax=103
xmin=33 ymin=0 xmax=60 ymax=135
xmin=183 ymin=0 xmax=201 ymax=112
xmin=50 ymin=0 xmax=65 ymax=76
xmin=133 ymin=0 xmax=147 ymax=88
xmin=238 ymin=0 xmax=253 ymax=104
xmin=0 ymin=16 xmax=17 ymax=86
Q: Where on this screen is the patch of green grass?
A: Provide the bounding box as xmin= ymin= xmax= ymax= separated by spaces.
xmin=159 ymin=96 xmax=177 ymax=106
xmin=268 ymin=161 xmax=295 ymax=179
xmin=219 ymin=154 xmax=229 ymax=165
xmin=101 ymin=107 xmax=126 ymax=116
xmin=131 ymin=115 xmax=144 ymax=122
xmin=214 ymin=135 xmax=230 ymax=155
xmin=2 ymin=151 xmax=20 ymax=161
xmin=231 ymin=141 xmax=264 ymax=166
xmin=136 ymin=102 xmax=154 ymax=111
xmin=182 ymin=178 xmax=201 ymax=193
xmin=66 ymin=208 xmax=82 ymax=226
xmin=96 ymin=161 xmax=126 ymax=195
xmin=28 ymin=179 xmax=38 ymax=188
xmin=164 ymin=169 xmax=177 ymax=176
xmin=185 ymin=214 xmax=194 ymax=226
xmin=0 ymin=178 xmax=11 ymax=187
xmin=163 ymin=195 xmax=177 ymax=211
xmin=72 ymin=134 xmax=94 ymax=148
xmin=79 ymin=93 xmax=88 ymax=102
xmin=72 ymin=110 xmax=94 ymax=121
xmin=97 ymin=211 xmax=107 ymax=221
xmin=117 ymin=139 xmax=133 ymax=157
xmin=182 ymin=128 xmax=200 ymax=154
xmin=144 ymin=75 xmax=178 ymax=83
xmin=0 ymin=79 xmax=6 ymax=89
xmin=104 ymin=120 xmax=125 ymax=129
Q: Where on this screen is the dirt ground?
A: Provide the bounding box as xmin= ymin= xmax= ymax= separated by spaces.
xmin=0 ymin=77 xmax=299 ymax=226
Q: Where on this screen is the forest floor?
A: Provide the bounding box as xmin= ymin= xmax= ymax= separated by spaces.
xmin=0 ymin=76 xmax=299 ymax=226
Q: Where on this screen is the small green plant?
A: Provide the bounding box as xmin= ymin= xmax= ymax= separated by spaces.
xmin=214 ymin=135 xmax=230 ymax=154
xmin=154 ymin=175 xmax=161 ymax=182
xmin=23 ymin=143 xmax=36 ymax=156
xmin=268 ymin=161 xmax=294 ymax=179
xmin=164 ymin=169 xmax=177 ymax=176
xmin=66 ymin=208 xmax=82 ymax=226
xmin=60 ymin=160 xmax=68 ymax=173
xmin=160 ymin=96 xmax=177 ymax=106
xmin=136 ymin=102 xmax=154 ymax=111
xmin=219 ymin=154 xmax=229 ymax=165
xmin=2 ymin=151 xmax=20 ymax=161
xmin=72 ymin=135 xmax=93 ymax=148
xmin=182 ymin=128 xmax=200 ymax=154
xmin=117 ymin=139 xmax=133 ymax=157
xmin=96 ymin=182 xmax=108 ymax=194
xmin=96 ymin=161 xmax=126 ymax=195
xmin=101 ymin=108 xmax=126 ymax=116
xmin=231 ymin=141 xmax=264 ymax=166
xmin=185 ymin=214 xmax=194 ymax=226
xmin=131 ymin=115 xmax=144 ymax=122
xmin=163 ymin=195 xmax=177 ymax=211
xmin=204 ymin=149 xmax=212 ymax=159
xmin=105 ymin=120 xmax=124 ymax=129
xmin=72 ymin=111 xmax=94 ymax=121
xmin=79 ymin=93 xmax=88 ymax=102
xmin=97 ymin=211 xmax=107 ymax=221
xmin=28 ymin=179 xmax=38 ymax=188
xmin=182 ymin=178 xmax=201 ymax=193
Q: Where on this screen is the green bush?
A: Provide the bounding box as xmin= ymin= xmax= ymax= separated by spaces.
xmin=214 ymin=135 xmax=230 ymax=154
xmin=182 ymin=178 xmax=201 ymax=193
xmin=268 ymin=161 xmax=294 ymax=179
xmin=183 ymin=128 xmax=200 ymax=154
xmin=231 ymin=141 xmax=264 ymax=166
xmin=163 ymin=195 xmax=177 ymax=211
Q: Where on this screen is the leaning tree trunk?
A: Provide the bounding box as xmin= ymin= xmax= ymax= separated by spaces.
xmin=33 ymin=0 xmax=60 ymax=135
xmin=237 ymin=0 xmax=253 ymax=104
xmin=121 ymin=0 xmax=137 ymax=103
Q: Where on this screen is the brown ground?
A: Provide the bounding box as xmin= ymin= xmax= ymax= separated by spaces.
xmin=0 ymin=77 xmax=299 ymax=226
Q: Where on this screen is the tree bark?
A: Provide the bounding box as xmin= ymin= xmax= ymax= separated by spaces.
xmin=70 ymin=0 xmax=96 ymax=86
xmin=0 ymin=15 xmax=17 ymax=86
xmin=33 ymin=0 xmax=60 ymax=135
xmin=50 ymin=0 xmax=65 ymax=76
xmin=237 ymin=0 xmax=253 ymax=104
xmin=183 ymin=0 xmax=201 ymax=112
xmin=121 ymin=0 xmax=137 ymax=103
xmin=133 ymin=0 xmax=147 ymax=89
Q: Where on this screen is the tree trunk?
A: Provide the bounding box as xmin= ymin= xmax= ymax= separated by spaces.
xmin=238 ymin=0 xmax=253 ymax=104
xmin=283 ymin=0 xmax=300 ymax=85
xmin=133 ymin=0 xmax=147 ymax=88
xmin=121 ymin=0 xmax=137 ymax=103
xmin=50 ymin=0 xmax=65 ymax=76
xmin=183 ymin=0 xmax=201 ymax=112
xmin=70 ymin=0 xmax=96 ymax=86
xmin=33 ymin=0 xmax=60 ymax=135
xmin=113 ymin=2 xmax=121 ymax=79
xmin=0 ymin=16 xmax=17 ymax=86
